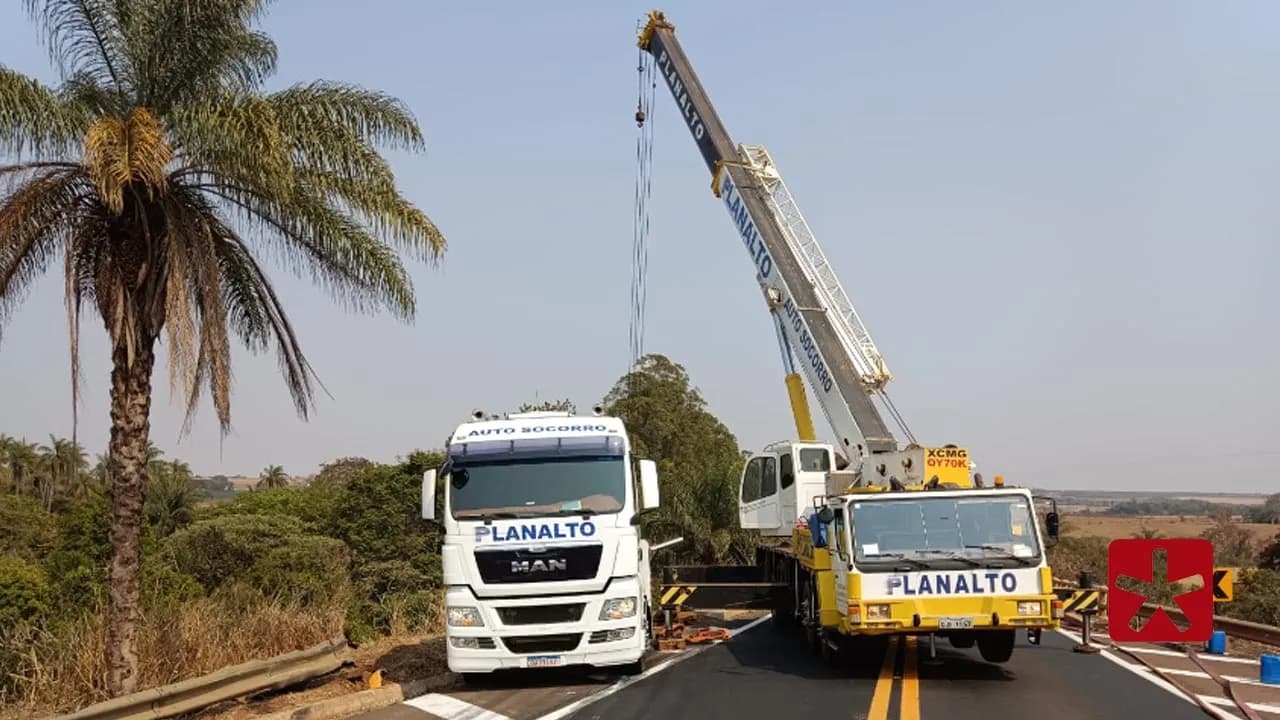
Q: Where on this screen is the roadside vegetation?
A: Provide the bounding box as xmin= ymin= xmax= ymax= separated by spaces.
xmin=0 ymin=353 xmax=746 ymax=717
xmin=1047 ymin=506 xmax=1280 ymax=624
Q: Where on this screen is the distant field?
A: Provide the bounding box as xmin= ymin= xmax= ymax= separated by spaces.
xmin=1063 ymin=514 xmax=1279 ymax=544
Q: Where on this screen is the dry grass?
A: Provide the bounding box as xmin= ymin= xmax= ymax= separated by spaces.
xmin=1063 ymin=514 xmax=1280 ymax=544
xmin=0 ymin=594 xmax=346 ymax=720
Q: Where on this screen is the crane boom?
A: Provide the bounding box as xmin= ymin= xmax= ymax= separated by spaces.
xmin=638 ymin=12 xmax=896 ymax=458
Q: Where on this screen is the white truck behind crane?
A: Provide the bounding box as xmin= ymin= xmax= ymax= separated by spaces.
xmin=421 ymin=407 xmax=661 ymax=681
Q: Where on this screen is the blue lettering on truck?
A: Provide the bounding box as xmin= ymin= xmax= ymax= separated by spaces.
xmin=719 ymin=174 xmax=773 ymax=281
xmin=475 ymin=520 xmax=598 ymax=543
xmin=885 ymin=571 xmax=1020 ymax=596
xmin=465 ymin=424 xmax=609 ymax=438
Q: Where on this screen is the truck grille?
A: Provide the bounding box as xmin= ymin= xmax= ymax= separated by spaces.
xmin=474 ymin=545 xmax=603 ymax=584
xmin=500 ymin=633 xmax=583 ymax=654
xmin=497 ymin=603 xmax=586 ymax=625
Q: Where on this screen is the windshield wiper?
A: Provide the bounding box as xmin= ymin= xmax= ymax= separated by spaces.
xmin=863 ymin=552 xmax=931 ymax=570
xmin=964 ymin=544 xmax=1035 ymax=565
xmin=462 ymin=511 xmax=530 ymax=522
xmin=916 ymin=549 xmax=982 ymax=567
xmin=542 ymin=508 xmax=598 ymax=518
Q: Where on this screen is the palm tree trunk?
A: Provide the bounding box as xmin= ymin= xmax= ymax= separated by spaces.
xmin=105 ymin=340 xmax=156 ymax=696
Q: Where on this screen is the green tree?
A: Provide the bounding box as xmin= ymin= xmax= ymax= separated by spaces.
xmin=1251 ymin=493 xmax=1280 ymax=524
xmin=518 ymin=398 xmax=577 ymax=414
xmin=144 ymin=459 xmax=202 ymax=536
xmin=257 ymin=464 xmax=288 ymax=490
xmin=602 ymin=354 xmax=750 ymax=565
xmin=0 ymin=1 xmax=445 ymax=694
xmin=313 ymin=457 xmax=375 ymax=488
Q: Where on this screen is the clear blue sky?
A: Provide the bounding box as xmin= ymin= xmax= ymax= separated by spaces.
xmin=2 ymin=1 xmax=1277 ymax=491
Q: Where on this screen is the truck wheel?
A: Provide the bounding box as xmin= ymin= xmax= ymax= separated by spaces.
xmin=819 ymin=631 xmax=841 ymax=665
xmin=949 ymin=633 xmax=975 ymax=649
xmin=977 ymin=630 xmax=1016 ymax=663
xmin=618 ymin=657 xmax=646 ymax=676
xmin=460 ymin=673 xmax=490 ymax=687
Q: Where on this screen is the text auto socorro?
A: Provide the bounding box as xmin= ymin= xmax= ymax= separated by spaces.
xmin=886 ymin=570 xmax=1020 ymax=596
xmin=475 ymin=520 xmax=598 ymax=543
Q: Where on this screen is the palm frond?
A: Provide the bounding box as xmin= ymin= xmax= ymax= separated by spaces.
xmin=24 ymin=0 xmax=130 ymax=100
xmin=0 ymin=67 xmax=93 ymax=157
xmin=191 ymin=178 xmax=417 ymax=319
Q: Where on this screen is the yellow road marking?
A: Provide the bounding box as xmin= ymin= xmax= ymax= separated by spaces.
xmin=902 ymin=636 xmax=920 ymax=720
xmin=868 ymin=637 xmax=899 ymax=720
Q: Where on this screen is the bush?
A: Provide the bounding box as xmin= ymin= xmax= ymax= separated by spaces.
xmin=165 ymin=514 xmax=309 ymax=591
xmin=0 ymin=557 xmax=51 ymax=627
xmin=248 ymin=535 xmax=351 ymax=605
xmin=42 ymin=494 xmax=111 ymax=610
xmin=1222 ymin=569 xmax=1280 ymax=627
xmin=200 ymin=483 xmax=346 ymax=536
xmin=0 ymin=496 xmax=57 ymax=562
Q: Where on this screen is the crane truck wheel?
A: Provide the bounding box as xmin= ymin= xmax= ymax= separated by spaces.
xmin=948 ymin=632 xmax=975 ymax=649
xmin=977 ymin=630 xmax=1016 ymax=663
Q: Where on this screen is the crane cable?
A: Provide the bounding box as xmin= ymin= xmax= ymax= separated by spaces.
xmin=878 ymin=390 xmax=917 ymax=446
xmin=629 ymin=37 xmax=657 ymax=370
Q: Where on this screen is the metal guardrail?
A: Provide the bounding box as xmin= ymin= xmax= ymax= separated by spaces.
xmin=1052 ymin=578 xmax=1280 ymax=648
xmin=53 ymin=634 xmax=353 ymax=720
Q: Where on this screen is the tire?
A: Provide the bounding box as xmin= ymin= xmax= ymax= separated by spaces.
xmin=618 ymin=656 xmax=646 ymax=676
xmin=977 ymin=630 xmax=1016 ymax=663
xmin=949 ymin=633 xmax=975 ymax=649
xmin=460 ymin=672 xmax=490 ymax=687
xmin=819 ymin=630 xmax=841 ymax=665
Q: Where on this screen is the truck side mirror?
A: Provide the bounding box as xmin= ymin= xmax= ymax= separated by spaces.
xmin=638 ymin=459 xmax=660 ymax=510
xmin=421 ymin=469 xmax=437 ymax=521
xmin=1044 ymin=511 xmax=1060 ymax=545
xmin=817 ymin=506 xmax=834 ymax=524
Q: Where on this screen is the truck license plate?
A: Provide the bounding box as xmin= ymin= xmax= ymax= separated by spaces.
xmin=939 ymin=616 xmax=973 ymax=629
xmin=526 ymin=655 xmax=562 ymax=668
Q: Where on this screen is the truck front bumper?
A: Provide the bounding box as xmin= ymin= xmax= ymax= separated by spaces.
xmin=444 ymin=580 xmax=648 ymax=673
xmin=847 ymin=594 xmax=1061 ymax=635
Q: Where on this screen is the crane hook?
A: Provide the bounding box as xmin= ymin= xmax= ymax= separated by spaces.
xmin=635 ymin=106 xmax=646 ymax=127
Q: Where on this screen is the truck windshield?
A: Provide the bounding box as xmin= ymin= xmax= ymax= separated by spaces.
xmin=850 ymin=495 xmax=1041 ymax=568
xmin=448 ymin=456 xmax=626 ymax=520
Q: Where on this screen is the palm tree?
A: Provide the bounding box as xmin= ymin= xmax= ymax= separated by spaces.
xmin=257 ymin=463 xmax=288 ymax=489
xmin=145 ymin=459 xmax=201 ymax=536
xmin=0 ymin=1 xmax=445 ymax=695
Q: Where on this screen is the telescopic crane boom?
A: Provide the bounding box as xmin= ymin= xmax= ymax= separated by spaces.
xmin=638 ymin=11 xmax=974 ymax=531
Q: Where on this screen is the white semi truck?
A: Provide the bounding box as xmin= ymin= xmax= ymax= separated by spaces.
xmin=420 ymin=407 xmax=661 ymax=680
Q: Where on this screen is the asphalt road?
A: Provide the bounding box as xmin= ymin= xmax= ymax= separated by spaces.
xmin=559 ymin=625 xmax=1218 ymax=720
xmin=360 ymin=621 xmax=1270 ymax=720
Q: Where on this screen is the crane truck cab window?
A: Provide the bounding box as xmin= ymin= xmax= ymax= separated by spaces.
xmin=761 ymin=456 xmax=777 ymax=497
xmin=741 ymin=457 xmax=763 ymax=502
xmin=780 ymin=453 xmax=794 ymax=489
xmin=799 ymin=448 xmax=830 ymax=472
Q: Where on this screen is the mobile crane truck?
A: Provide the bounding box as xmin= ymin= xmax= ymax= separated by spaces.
xmin=421 ymin=408 xmax=662 ymax=680
xmin=636 ymin=10 xmax=1065 ymax=664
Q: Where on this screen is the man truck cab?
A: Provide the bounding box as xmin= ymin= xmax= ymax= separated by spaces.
xmin=421 ymin=408 xmax=661 ymax=680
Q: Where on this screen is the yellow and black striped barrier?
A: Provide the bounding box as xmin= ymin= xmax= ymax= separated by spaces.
xmin=1064 ymin=588 xmax=1102 ymax=615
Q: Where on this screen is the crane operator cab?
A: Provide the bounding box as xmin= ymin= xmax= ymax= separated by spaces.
xmin=739 ymin=441 xmax=834 ymax=536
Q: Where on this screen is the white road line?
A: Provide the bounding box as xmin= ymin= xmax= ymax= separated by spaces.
xmin=1199 ymin=694 xmax=1280 ymax=715
xmin=405 ymin=692 xmax=516 ymax=720
xmin=534 ymin=614 xmax=772 ymax=720
xmin=1052 ymin=629 xmax=1203 ymax=710
xmin=1120 ymin=645 xmax=1261 ymax=666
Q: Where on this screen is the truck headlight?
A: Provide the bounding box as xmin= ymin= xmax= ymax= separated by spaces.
xmin=447 ymin=606 xmax=484 ymax=627
xmin=599 ymin=597 xmax=637 ymax=620
xmin=1017 ymin=601 xmax=1043 ymax=616
xmin=866 ymin=604 xmax=891 ymax=619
